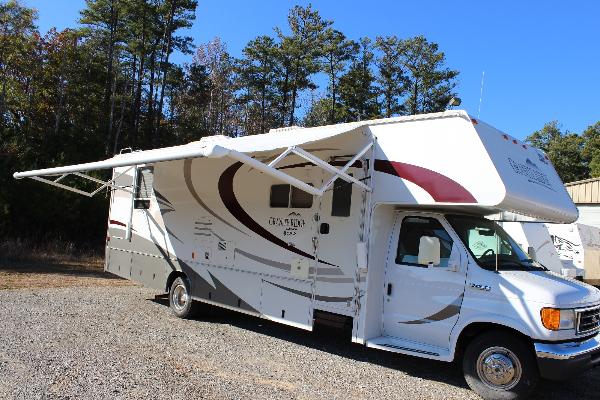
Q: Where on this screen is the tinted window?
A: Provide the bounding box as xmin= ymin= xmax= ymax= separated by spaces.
xmin=291 ymin=186 xmax=313 ymax=208
xmin=270 ymin=184 xmax=290 ymax=208
xmin=331 ymin=177 xmax=352 ymax=217
xmin=270 ymin=184 xmax=313 ymax=208
xmin=396 ymin=216 xmax=453 ymax=267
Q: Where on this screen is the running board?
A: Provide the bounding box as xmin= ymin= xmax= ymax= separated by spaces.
xmin=365 ymin=336 xmax=451 ymax=361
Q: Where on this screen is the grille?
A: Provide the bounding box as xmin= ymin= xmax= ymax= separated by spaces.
xmin=576 ymin=307 xmax=600 ymax=335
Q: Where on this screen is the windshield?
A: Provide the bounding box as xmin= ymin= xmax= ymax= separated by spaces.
xmin=446 ymin=214 xmax=547 ymax=272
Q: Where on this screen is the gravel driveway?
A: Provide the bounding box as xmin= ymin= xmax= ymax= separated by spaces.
xmin=0 ymin=286 xmax=598 ymax=400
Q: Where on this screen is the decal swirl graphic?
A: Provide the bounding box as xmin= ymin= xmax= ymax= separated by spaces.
xmin=218 ymin=161 xmax=337 ymax=267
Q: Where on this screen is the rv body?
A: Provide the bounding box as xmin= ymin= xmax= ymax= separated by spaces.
xmin=15 ymin=111 xmax=600 ymax=399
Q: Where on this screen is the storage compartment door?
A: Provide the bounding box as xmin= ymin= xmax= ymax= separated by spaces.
xmin=260 ymin=277 xmax=313 ymax=330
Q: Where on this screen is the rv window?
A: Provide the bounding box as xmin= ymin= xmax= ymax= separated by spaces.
xmin=396 ymin=217 xmax=453 ymax=267
xmin=331 ymin=177 xmax=352 ymax=217
xmin=134 ymin=167 xmax=154 ymax=209
xmin=270 ymin=184 xmax=313 ymax=208
xmin=291 ymin=186 xmax=313 ymax=208
xmin=270 ymin=185 xmax=290 ymax=208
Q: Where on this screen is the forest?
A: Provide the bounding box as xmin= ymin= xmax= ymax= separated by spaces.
xmin=0 ymin=0 xmax=598 ymax=250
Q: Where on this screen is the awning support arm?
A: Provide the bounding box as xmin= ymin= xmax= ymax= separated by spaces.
xmin=225 ymin=140 xmax=374 ymax=197
xmin=28 ymin=166 xmax=135 ymax=197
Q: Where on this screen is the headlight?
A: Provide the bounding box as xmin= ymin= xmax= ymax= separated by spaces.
xmin=541 ymin=308 xmax=576 ymax=331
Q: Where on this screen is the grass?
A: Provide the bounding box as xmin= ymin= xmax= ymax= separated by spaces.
xmin=0 ymin=238 xmax=134 ymax=290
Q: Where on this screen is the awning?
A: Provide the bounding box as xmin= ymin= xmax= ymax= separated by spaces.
xmin=13 ymin=121 xmax=373 ymax=197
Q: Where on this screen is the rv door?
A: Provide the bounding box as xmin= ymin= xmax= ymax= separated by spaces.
xmin=105 ymin=167 xmax=135 ymax=279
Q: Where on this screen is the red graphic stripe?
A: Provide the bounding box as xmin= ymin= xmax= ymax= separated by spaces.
xmin=109 ymin=219 xmax=127 ymax=227
xmin=374 ymin=160 xmax=477 ymax=203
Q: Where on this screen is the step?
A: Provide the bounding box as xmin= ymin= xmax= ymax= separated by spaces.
xmin=365 ymin=336 xmax=451 ymax=361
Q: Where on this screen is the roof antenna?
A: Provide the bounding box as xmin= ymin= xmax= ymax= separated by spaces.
xmin=478 ymin=70 xmax=485 ymax=118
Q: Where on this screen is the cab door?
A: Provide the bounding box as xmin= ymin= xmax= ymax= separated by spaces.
xmin=382 ymin=213 xmax=467 ymax=349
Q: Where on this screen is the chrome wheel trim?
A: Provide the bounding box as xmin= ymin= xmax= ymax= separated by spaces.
xmin=476 ymin=346 xmax=522 ymax=391
xmin=171 ymin=283 xmax=188 ymax=311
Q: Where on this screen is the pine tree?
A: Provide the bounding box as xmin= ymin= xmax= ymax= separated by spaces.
xmin=321 ymin=28 xmax=356 ymax=123
xmin=374 ymin=35 xmax=405 ymax=117
xmin=398 ymin=35 xmax=458 ymax=114
xmin=338 ymin=37 xmax=380 ymax=122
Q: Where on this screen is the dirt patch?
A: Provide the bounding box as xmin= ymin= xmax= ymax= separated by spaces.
xmin=0 ymin=259 xmax=134 ymax=290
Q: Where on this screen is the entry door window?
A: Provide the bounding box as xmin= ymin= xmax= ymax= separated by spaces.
xmin=396 ymin=216 xmax=453 ymax=267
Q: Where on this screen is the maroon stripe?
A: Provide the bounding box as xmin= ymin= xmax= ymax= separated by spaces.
xmin=109 ymin=219 xmax=126 ymax=227
xmin=218 ymin=162 xmax=337 ymax=267
xmin=374 ymin=160 xmax=477 ymax=203
xmin=278 ymin=160 xmax=362 ymax=170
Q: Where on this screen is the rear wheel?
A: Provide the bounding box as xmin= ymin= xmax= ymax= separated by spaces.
xmin=169 ymin=277 xmax=198 ymax=318
xmin=463 ymin=331 xmax=538 ymax=400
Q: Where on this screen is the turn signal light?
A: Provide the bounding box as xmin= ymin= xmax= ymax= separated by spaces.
xmin=541 ymin=308 xmax=561 ymax=331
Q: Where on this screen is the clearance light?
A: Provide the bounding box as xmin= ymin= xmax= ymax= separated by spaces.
xmin=541 ymin=308 xmax=576 ymax=331
xmin=471 ymin=118 xmax=478 ymax=125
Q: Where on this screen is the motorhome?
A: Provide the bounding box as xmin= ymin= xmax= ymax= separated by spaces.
xmin=499 ymin=219 xmax=583 ymax=278
xmin=545 ymin=222 xmax=600 ymax=285
xmin=14 ymin=110 xmax=600 ymax=400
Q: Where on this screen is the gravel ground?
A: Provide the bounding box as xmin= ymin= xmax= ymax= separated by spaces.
xmin=0 ymin=286 xmax=598 ymax=400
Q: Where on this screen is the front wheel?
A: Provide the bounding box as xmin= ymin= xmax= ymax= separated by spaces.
xmin=169 ymin=276 xmax=199 ymax=318
xmin=463 ymin=331 xmax=539 ymax=400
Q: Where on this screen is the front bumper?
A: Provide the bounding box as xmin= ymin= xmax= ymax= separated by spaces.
xmin=534 ymin=333 xmax=600 ymax=380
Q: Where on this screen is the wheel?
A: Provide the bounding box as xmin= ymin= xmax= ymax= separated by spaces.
xmin=169 ymin=276 xmax=199 ymax=318
xmin=463 ymin=331 xmax=539 ymax=400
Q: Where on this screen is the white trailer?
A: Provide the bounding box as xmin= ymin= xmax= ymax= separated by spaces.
xmin=14 ymin=110 xmax=600 ymax=400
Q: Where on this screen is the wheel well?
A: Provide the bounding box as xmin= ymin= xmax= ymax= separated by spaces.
xmin=455 ymin=322 xmax=532 ymax=359
xmin=165 ymin=271 xmax=187 ymax=293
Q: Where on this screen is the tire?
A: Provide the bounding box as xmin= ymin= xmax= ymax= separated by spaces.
xmin=463 ymin=330 xmax=539 ymax=400
xmin=169 ymin=276 xmax=199 ymax=319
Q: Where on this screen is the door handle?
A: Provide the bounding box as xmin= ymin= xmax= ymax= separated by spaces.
xmin=387 ymin=283 xmax=392 ymax=296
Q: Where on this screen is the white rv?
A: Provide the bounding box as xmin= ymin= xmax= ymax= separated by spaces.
xmin=545 ymin=222 xmax=600 ymax=285
xmin=14 ymin=111 xmax=600 ymax=400
xmin=499 ymin=220 xmax=584 ymax=278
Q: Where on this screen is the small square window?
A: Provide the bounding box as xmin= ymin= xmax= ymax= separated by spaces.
xmin=270 ymin=184 xmax=290 ymax=208
xmin=291 ymin=186 xmax=313 ymax=208
xmin=331 ymin=177 xmax=352 ymax=217
xmin=270 ymin=184 xmax=313 ymax=208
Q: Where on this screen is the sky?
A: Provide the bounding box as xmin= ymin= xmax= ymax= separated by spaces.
xmin=23 ymin=0 xmax=600 ymax=140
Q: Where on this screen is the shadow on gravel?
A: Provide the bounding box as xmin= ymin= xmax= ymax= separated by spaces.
xmin=0 ymin=260 xmax=123 ymax=280
xmin=150 ymin=297 xmax=599 ymax=399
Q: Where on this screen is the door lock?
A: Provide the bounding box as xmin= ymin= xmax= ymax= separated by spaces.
xmin=387 ymin=283 xmax=392 ymax=296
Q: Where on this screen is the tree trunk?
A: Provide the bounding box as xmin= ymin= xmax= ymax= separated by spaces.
xmin=279 ymin=67 xmax=289 ymax=127
xmin=104 ymin=0 xmax=118 ymax=155
xmin=107 ymin=74 xmax=117 ymax=149
xmin=154 ymin=0 xmax=176 ymax=146
xmin=288 ymin=62 xmax=300 ymax=126
xmin=412 ymin=79 xmax=418 ymax=115
xmin=113 ymin=81 xmax=128 ymax=155
xmin=54 ymin=79 xmax=65 ymax=136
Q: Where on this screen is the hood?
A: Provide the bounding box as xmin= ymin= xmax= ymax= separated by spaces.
xmin=499 ymin=270 xmax=600 ymax=308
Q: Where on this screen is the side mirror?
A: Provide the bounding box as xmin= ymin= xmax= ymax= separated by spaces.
xmin=418 ymin=236 xmax=440 ymax=266
xmin=448 ymin=244 xmax=462 ymax=272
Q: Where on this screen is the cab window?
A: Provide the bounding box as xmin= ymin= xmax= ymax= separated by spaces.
xmin=396 ymin=216 xmax=453 ymax=267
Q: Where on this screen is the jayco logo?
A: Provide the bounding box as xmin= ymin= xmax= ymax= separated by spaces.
xmin=268 ymin=212 xmax=306 ymax=236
